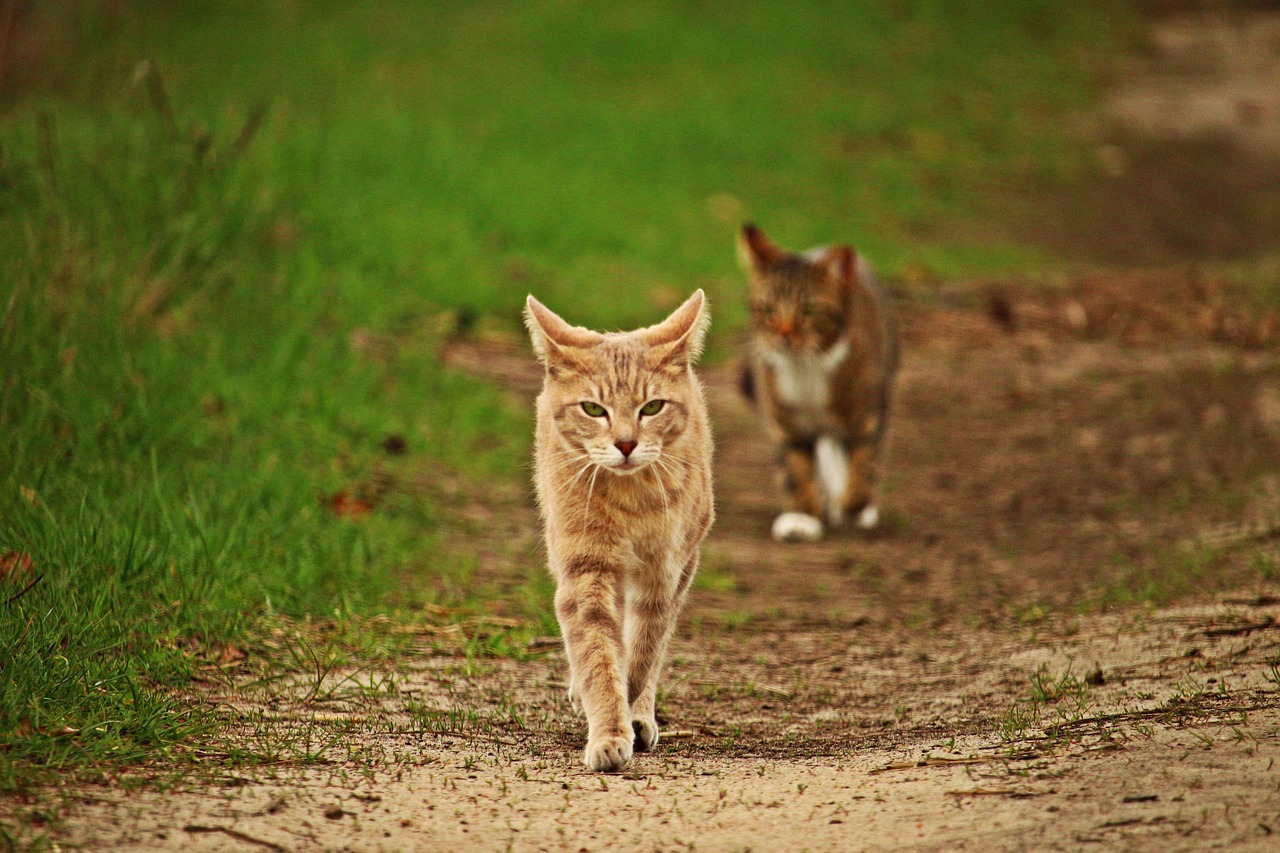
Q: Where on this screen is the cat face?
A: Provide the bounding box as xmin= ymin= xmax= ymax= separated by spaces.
xmin=526 ymin=291 xmax=708 ymax=477
xmin=738 ymin=224 xmax=854 ymax=355
xmin=540 ymin=346 xmax=693 ymax=476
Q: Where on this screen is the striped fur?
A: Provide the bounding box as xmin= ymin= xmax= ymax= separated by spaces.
xmin=525 ymin=291 xmax=714 ymax=772
xmin=737 ymin=224 xmax=899 ymax=541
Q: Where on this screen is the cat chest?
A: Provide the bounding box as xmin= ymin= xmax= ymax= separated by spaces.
xmin=762 ymin=338 xmax=849 ymax=410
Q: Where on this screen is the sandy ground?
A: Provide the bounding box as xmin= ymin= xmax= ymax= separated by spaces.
xmin=1106 ymin=7 xmax=1280 ymax=155
xmin=8 ymin=3 xmax=1280 ymax=851
xmin=40 ymin=600 xmax=1280 ymax=852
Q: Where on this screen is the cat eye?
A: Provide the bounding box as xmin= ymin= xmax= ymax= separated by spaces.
xmin=639 ymin=400 xmax=665 ymax=416
xmin=581 ymin=401 xmax=607 ymax=417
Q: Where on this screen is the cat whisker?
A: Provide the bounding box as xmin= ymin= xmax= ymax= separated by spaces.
xmin=569 ymin=460 xmax=595 ymax=489
xmin=529 ymin=450 xmax=580 ymax=472
xmin=650 ymin=459 xmax=672 ymax=517
xmin=657 ymin=453 xmax=696 ymax=472
xmin=583 ymin=464 xmax=601 ymax=526
xmin=547 ymin=458 xmax=588 ymax=476
xmin=546 ymin=453 xmax=595 ymax=476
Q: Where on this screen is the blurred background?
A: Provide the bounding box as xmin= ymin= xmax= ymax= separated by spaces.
xmin=2 ymin=0 xmax=1278 ymax=791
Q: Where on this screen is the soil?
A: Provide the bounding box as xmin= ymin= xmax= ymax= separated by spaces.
xmin=1007 ymin=6 xmax=1280 ymax=265
xmin=34 ymin=602 xmax=1280 ymax=852
xmin=10 ymin=4 xmax=1280 ymax=852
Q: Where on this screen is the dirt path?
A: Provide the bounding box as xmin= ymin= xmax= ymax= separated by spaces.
xmin=45 ymin=596 xmax=1280 ymax=851
xmin=15 ymin=4 xmax=1280 ymax=851
xmin=34 ymin=259 xmax=1280 ymax=853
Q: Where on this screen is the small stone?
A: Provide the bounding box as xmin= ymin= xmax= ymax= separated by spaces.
xmin=1064 ymin=301 xmax=1089 ymax=331
xmin=323 ymin=805 xmax=345 ymax=820
xmin=1076 ymin=428 xmax=1102 ymax=450
xmin=1096 ymin=144 xmax=1128 ymax=176
xmin=1256 ymin=386 xmax=1280 ymax=434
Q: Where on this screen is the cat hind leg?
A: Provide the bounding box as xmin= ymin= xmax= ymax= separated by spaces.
xmin=566 ymin=682 xmax=584 ymax=717
xmin=842 ymin=439 xmax=881 ymax=531
xmin=624 ymin=566 xmax=692 ymax=752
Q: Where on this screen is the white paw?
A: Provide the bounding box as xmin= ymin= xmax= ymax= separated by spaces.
xmin=856 ymin=505 xmax=880 ymax=530
xmin=632 ymin=717 xmax=659 ymax=752
xmin=583 ymin=734 xmax=633 ymax=772
xmin=772 ymin=512 xmax=824 ymax=542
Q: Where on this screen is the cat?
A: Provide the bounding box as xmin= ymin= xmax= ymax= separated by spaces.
xmin=736 ymin=223 xmax=899 ymax=543
xmin=524 ymin=290 xmax=714 ymax=772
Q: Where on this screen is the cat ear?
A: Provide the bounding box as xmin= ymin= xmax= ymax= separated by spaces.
xmin=641 ymin=289 xmax=710 ymax=366
xmin=524 ymin=295 xmax=603 ymax=365
xmin=737 ymin=223 xmax=783 ymax=274
xmin=814 ymin=245 xmax=857 ymax=290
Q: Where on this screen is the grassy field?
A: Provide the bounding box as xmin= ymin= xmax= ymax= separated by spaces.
xmin=0 ymin=0 xmax=1127 ymax=795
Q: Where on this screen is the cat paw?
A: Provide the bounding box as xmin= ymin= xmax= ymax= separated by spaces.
xmin=772 ymin=512 xmax=824 ymax=542
xmin=583 ymin=734 xmax=633 ymax=773
xmin=632 ymin=717 xmax=659 ymax=752
xmin=856 ymin=505 xmax=880 ymax=530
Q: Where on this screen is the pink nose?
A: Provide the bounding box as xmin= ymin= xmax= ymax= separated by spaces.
xmin=615 ymin=440 xmax=637 ymax=459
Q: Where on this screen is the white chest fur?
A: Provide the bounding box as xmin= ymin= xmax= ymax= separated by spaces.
xmin=763 ymin=337 xmax=849 ymax=407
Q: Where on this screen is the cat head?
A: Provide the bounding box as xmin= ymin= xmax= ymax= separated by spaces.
xmin=737 ymin=223 xmax=856 ymax=354
xmin=525 ymin=290 xmax=709 ymax=477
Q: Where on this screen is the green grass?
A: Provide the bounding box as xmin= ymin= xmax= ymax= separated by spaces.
xmin=0 ymin=95 xmax=527 ymax=790
xmin=1 ymin=0 xmax=1129 ymax=791
xmin=998 ymin=664 xmax=1094 ymax=744
xmin=11 ymin=0 xmax=1124 ymax=328
xmin=1089 ymin=542 xmax=1228 ymax=610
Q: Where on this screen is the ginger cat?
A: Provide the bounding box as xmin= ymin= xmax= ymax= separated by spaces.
xmin=525 ymin=290 xmax=714 ymax=772
xmin=737 ymin=224 xmax=899 ymax=542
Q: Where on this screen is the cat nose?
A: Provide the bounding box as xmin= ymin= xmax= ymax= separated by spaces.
xmin=773 ymin=318 xmax=795 ymax=337
xmin=615 ymin=440 xmax=637 ymax=459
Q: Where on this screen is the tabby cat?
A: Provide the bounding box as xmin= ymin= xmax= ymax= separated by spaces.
xmin=737 ymin=223 xmax=899 ymax=542
xmin=525 ymin=290 xmax=714 ymax=772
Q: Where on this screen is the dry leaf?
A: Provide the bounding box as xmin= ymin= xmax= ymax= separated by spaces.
xmin=217 ymin=644 xmax=248 ymax=666
xmin=0 ymin=551 xmax=34 ymax=582
xmin=326 ymin=492 xmax=373 ymax=518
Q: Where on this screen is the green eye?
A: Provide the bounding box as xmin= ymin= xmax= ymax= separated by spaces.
xmin=639 ymin=400 xmax=665 ymax=416
xmin=581 ymin=401 xmax=607 ymax=417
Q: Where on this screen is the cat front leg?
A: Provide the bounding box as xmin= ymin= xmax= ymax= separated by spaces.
xmin=554 ymin=557 xmax=633 ymax=772
xmin=773 ymin=439 xmax=824 ymax=542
